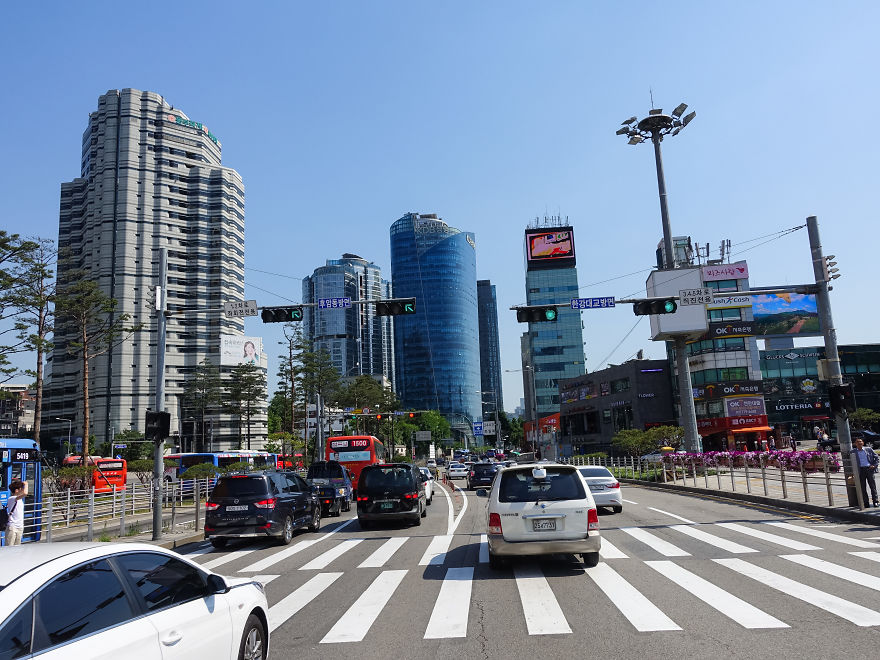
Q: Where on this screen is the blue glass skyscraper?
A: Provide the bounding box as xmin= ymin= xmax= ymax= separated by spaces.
xmin=390 ymin=213 xmax=481 ymax=426
xmin=477 ymin=280 xmax=504 ymax=417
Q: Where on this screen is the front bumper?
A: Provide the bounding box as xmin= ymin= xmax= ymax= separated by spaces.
xmin=487 ymin=532 xmax=601 ymax=557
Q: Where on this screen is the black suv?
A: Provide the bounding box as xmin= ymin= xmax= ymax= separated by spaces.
xmin=467 ymin=462 xmax=499 ymax=490
xmin=204 ymin=471 xmax=320 ymax=548
xmin=357 ymin=463 xmax=428 ymax=528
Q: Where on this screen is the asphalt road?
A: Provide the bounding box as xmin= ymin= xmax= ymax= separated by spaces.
xmin=177 ymin=479 xmax=880 ymax=659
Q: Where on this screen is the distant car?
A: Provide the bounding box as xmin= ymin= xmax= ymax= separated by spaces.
xmin=205 ymin=470 xmax=321 ymax=548
xmin=426 ymin=458 xmax=437 ymax=468
xmin=578 ymin=466 xmax=623 ymax=513
xmin=820 ymin=431 xmax=879 ymax=451
xmin=502 ymin=460 xmax=518 ymax=468
xmin=307 ymin=460 xmax=353 ymax=517
xmin=467 ymin=462 xmax=499 ymax=490
xmin=0 ymin=542 xmax=269 ymax=659
xmin=419 ymin=467 xmax=435 ymax=504
xmin=357 ymin=463 xmax=428 ymax=528
xmin=640 ymin=452 xmax=666 ymax=463
xmin=447 ymin=462 xmax=468 ymax=479
xmin=483 ymin=463 xmax=601 ymax=569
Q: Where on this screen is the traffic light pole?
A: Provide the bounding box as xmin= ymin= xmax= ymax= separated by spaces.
xmin=153 ymin=248 xmax=167 ymax=540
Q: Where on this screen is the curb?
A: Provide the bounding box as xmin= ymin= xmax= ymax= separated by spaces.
xmin=151 ymin=531 xmax=207 ymax=550
xmin=622 ymin=478 xmax=880 ymax=526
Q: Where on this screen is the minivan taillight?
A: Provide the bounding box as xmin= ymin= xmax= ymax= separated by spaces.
xmin=607 ymin=481 xmax=620 ymax=489
xmin=357 ymin=496 xmax=370 ymax=502
xmin=488 ymin=513 xmax=503 ymax=535
xmin=588 ymin=508 xmax=600 ymax=531
xmin=403 ymin=491 xmax=419 ymax=499
xmin=254 ymin=498 xmax=277 ymax=509
xmin=205 ymin=501 xmax=219 ymax=511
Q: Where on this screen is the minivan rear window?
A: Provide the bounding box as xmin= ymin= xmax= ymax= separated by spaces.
xmin=360 ymin=466 xmax=416 ymax=494
xmin=473 ymin=464 xmax=497 ymax=475
xmin=211 ymin=476 xmax=269 ymax=499
xmin=499 ymin=468 xmax=586 ymax=503
xmin=308 ymin=462 xmax=345 ymax=480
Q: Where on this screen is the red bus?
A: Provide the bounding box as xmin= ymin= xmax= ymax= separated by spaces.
xmin=63 ymin=456 xmax=127 ymax=493
xmin=326 ymin=435 xmax=385 ymax=491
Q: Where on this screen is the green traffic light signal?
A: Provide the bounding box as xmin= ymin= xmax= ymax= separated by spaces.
xmin=663 ymin=300 xmax=677 ymax=313
xmin=544 ymin=308 xmax=557 ymax=321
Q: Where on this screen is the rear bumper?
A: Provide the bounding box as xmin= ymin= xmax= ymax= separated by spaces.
xmin=591 ymin=491 xmax=623 ymax=506
xmin=358 ymin=511 xmax=420 ymax=522
xmin=204 ymin=521 xmax=280 ymax=538
xmin=488 ymin=532 xmax=601 ymax=557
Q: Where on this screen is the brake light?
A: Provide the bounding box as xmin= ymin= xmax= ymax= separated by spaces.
xmin=205 ymin=501 xmax=219 ymax=511
xmin=488 ymin=513 xmax=503 ymax=535
xmin=204 ymin=525 xmax=215 ymax=532
xmin=588 ymin=508 xmax=600 ymax=531
xmin=403 ymin=492 xmax=419 ymax=499
xmin=470 ymin=471 xmax=475 ymax=477
xmin=357 ymin=496 xmax=369 ymax=502
xmin=323 ymin=499 xmax=332 ymax=504
xmin=607 ymin=482 xmax=620 ymax=489
xmin=254 ymin=498 xmax=277 ymax=509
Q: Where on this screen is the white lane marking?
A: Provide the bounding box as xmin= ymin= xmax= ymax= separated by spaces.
xmin=667 ymin=525 xmax=758 ymax=554
xmin=479 ymin=534 xmax=489 ymax=563
xmin=714 ymin=522 xmax=821 ymax=551
xmin=201 ymin=546 xmax=265 ymax=571
xmin=436 ymin=481 xmax=455 ymax=533
xmin=782 ymin=554 xmax=880 ymax=591
xmin=321 ymin=570 xmax=408 ymax=643
xmin=865 ymin=537 xmax=880 ymax=540
xmin=419 ymin=535 xmax=454 ymax=566
xmin=598 ymin=538 xmax=628 ymax=559
xmin=765 ymin=522 xmax=880 ymax=548
xmin=646 ymin=561 xmax=786 ymax=629
xmin=269 ymin=572 xmax=343 ymax=632
xmin=715 ymin=558 xmax=880 ymax=626
xmin=586 ymin=563 xmax=679 ymax=632
xmin=622 ymin=499 xmax=638 ymax=505
xmin=450 ymin=485 xmax=469 ymax=535
xmin=238 ymin=518 xmax=357 ymax=573
xmin=252 ymin=574 xmax=280 ymax=586
xmin=181 ymin=542 xmax=212 ymax=556
xmin=850 ymin=551 xmax=880 ymax=564
xmin=300 ymin=539 xmax=364 ymax=570
xmin=619 ymin=527 xmax=691 ymax=557
xmin=358 ymin=537 xmax=409 ymax=568
xmin=424 ymin=567 xmax=474 ymax=639
xmin=513 ymin=565 xmax=571 ymax=635
xmin=648 ymin=507 xmax=696 ymax=524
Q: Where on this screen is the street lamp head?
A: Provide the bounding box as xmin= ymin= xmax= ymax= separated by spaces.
xmin=682 ymin=110 xmax=696 ymax=127
xmin=618 ymin=103 xmax=694 ymax=144
xmin=621 ymin=116 xmax=637 ymax=125
xmin=672 ymin=103 xmax=688 ymax=118
xmin=615 ymin=126 xmax=630 ymax=136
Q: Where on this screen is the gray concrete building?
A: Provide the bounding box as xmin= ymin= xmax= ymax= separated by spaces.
xmin=43 ymin=88 xmax=258 ymax=450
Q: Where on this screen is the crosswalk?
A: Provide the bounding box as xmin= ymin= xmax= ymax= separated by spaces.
xmin=187 ymin=519 xmax=880 ymax=643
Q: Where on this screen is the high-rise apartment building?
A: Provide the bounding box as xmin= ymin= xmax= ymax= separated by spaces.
xmin=390 ymin=213 xmax=481 ymax=427
xmin=477 ymin=280 xmax=504 ymax=419
xmin=43 ymin=88 xmax=250 ymax=449
xmin=302 ymin=254 xmax=395 ymax=385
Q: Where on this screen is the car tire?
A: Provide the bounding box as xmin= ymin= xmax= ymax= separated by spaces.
xmin=582 ymin=552 xmax=600 ymax=568
xmin=413 ymin=512 xmax=422 ymax=526
xmin=238 ymin=613 xmax=266 ymax=660
xmin=308 ymin=504 xmax=321 ymax=532
xmin=427 ymin=495 xmax=432 ymax=505
xmin=210 ymin=537 xmax=228 ymax=549
xmin=278 ymin=515 xmax=293 ymax=545
xmin=421 ymin=502 xmax=427 ymax=518
xmin=612 ymin=505 xmax=623 ymax=514
xmin=488 ymin=551 xmax=505 ymax=570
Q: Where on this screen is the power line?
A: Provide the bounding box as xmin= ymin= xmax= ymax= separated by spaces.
xmin=593 ymin=317 xmax=644 ymax=371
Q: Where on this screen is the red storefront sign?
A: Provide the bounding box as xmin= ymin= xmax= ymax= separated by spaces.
xmin=697 ymin=415 xmax=769 ymax=436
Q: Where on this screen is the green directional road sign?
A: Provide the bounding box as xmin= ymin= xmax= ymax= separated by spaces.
xmin=291 ymin=308 xmax=303 ymax=321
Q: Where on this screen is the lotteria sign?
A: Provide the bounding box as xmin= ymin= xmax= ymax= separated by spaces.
xmin=166 ymin=114 xmax=219 ymax=145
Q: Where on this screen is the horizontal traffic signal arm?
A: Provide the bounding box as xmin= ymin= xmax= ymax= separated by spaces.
xmin=512 ymin=305 xmax=559 ymax=323
xmin=259 ymin=297 xmax=418 ymax=323
xmin=261 ymin=306 xmax=304 ymax=323
xmin=374 ymin=298 xmax=416 ymax=316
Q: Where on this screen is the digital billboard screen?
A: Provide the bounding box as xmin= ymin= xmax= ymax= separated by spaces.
xmin=525 ymin=227 xmax=575 ymax=270
xmin=752 ymin=293 xmax=821 ymax=337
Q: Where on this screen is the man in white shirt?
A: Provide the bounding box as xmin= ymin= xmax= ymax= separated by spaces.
xmin=3 ymin=480 xmax=27 ymax=546
xmin=853 ymin=438 xmax=879 ymax=508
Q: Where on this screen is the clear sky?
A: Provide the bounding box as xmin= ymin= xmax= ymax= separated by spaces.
xmin=2 ymin=2 xmax=878 ymax=413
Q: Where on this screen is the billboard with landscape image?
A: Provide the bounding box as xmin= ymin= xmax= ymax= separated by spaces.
xmin=752 ymin=293 xmax=821 ymax=337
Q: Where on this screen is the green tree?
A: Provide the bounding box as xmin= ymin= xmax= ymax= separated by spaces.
xmin=300 ymin=344 xmax=341 ymax=461
xmin=181 ymin=358 xmax=222 ymax=452
xmin=645 ymin=425 xmax=685 ymax=450
xmin=850 ymin=408 xmax=880 ymax=432
xmin=224 ymin=363 xmax=267 ymax=450
xmin=417 ymin=410 xmax=452 ymax=441
xmin=0 ymin=231 xmax=41 ymax=383
xmin=611 ymin=429 xmax=656 ymax=457
xmin=112 ymin=429 xmax=152 ymax=461
xmin=498 ymin=411 xmax=523 ymax=449
xmin=54 ymin=264 xmax=142 ymax=462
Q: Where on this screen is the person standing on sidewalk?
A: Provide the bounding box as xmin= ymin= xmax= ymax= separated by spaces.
xmin=853 ymin=438 xmax=879 ymax=507
xmin=3 ymin=480 xmax=28 ymax=546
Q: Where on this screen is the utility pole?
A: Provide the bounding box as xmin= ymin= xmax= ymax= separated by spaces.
xmin=152 ymin=248 xmax=167 ymax=541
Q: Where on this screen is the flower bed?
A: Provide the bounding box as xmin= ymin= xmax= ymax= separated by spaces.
xmin=662 ymin=450 xmax=840 ymax=472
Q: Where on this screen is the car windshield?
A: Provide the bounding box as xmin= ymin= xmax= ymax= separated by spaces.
xmin=499 ymin=468 xmax=586 ymax=503
xmin=360 ymin=466 xmax=416 ymax=494
xmin=211 ymin=476 xmax=268 ymax=498
xmin=579 ymin=467 xmax=614 ymax=478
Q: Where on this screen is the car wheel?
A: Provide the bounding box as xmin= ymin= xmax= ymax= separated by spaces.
xmin=612 ymin=505 xmax=623 ymax=514
xmin=278 ymin=515 xmax=293 ymax=545
xmin=582 ymin=552 xmax=600 ymax=568
xmin=210 ymin=537 xmax=228 ymax=549
xmin=488 ymin=551 xmax=505 ymax=570
xmin=308 ymin=504 xmax=321 ymax=532
xmin=427 ymin=495 xmax=432 ymax=505
xmin=238 ymin=613 xmax=266 ymax=660
xmin=413 ymin=511 xmax=422 ymax=526
xmin=421 ymin=502 xmax=427 ymax=518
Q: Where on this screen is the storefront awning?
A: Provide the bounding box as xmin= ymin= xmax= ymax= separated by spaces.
xmin=731 ymin=425 xmax=773 ymax=433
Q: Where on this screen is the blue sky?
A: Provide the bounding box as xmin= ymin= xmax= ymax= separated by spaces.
xmin=2 ymin=2 xmax=878 ymax=413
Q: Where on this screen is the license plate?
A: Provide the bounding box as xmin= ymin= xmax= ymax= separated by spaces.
xmin=226 ymin=505 xmax=248 ymax=512
xmin=589 ymin=485 xmax=605 ymax=491
xmin=532 ymin=519 xmax=556 ymax=531
xmin=380 ymin=502 xmax=395 ymax=510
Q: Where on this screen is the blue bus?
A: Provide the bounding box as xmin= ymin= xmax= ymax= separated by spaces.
xmin=162 ymin=450 xmax=277 ymax=482
xmin=1 ymin=438 xmax=43 ymax=544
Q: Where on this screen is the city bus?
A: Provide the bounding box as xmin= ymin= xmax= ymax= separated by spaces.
xmin=62 ymin=456 xmax=128 ymax=493
xmin=1 ymin=439 xmax=43 ymax=543
xmin=326 ymin=435 xmax=385 ymax=492
xmin=163 ymin=450 xmax=277 ymax=482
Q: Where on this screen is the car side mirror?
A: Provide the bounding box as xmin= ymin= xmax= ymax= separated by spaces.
xmin=475 ymin=489 xmax=488 ymax=497
xmin=207 ymin=574 xmax=229 ymax=595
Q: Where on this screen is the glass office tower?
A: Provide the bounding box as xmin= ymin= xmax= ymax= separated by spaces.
xmin=390 ymin=213 xmax=481 ymax=426
xmin=477 ymin=280 xmax=504 ymax=418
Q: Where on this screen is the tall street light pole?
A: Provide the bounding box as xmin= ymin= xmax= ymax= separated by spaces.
xmin=617 ymin=104 xmax=702 ymax=452
xmin=55 ymin=417 xmax=72 ymax=456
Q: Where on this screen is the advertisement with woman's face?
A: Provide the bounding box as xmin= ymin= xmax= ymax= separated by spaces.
xmin=220 ymin=335 xmax=266 ymax=368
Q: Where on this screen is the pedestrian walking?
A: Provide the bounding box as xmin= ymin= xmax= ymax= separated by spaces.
xmin=853 ymin=438 xmax=879 ymax=508
xmin=2 ymin=480 xmax=28 ymax=546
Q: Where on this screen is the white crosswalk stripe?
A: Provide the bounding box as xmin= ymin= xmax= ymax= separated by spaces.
xmin=252 ymin=574 xmax=280 ymax=586
xmin=300 ymin=539 xmax=364 ymax=570
xmin=715 ymin=558 xmax=880 ymax=626
xmin=648 ymin=507 xmax=696 ymax=524
xmin=850 ymin=551 xmax=880 ymax=564
xmin=358 ymin=537 xmax=409 ymax=568
xmin=201 ymin=546 xmax=266 ymax=571
xmin=238 ymin=538 xmax=322 ymax=573
xmin=764 ymin=522 xmax=880 ymax=548
xmin=781 ymin=554 xmax=880 ymax=591
xmin=619 ymin=527 xmax=691 ymax=557
xmin=598 ymin=538 xmax=628 ymax=559
xmin=269 ymin=572 xmax=343 ymax=632
xmin=667 ymin=524 xmax=758 ymax=554
xmin=514 ymin=565 xmax=571 ymax=635
xmin=419 ymin=534 xmax=454 ymax=565
xmin=478 ymin=534 xmax=489 ymax=563
xmin=714 ymin=522 xmax=821 ymax=551
xmin=424 ymin=568 xmax=474 ymax=639
xmin=646 ymin=560 xmax=786 ymax=629
xmin=321 ymin=570 xmax=408 ymax=643
xmin=586 ymin=564 xmax=679 ymax=631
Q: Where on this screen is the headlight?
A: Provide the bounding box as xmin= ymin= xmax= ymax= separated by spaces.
xmin=337 ymin=488 xmax=346 ymax=496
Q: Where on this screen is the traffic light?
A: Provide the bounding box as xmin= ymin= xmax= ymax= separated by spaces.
xmin=632 ymin=298 xmax=678 ymax=316
xmin=261 ymin=306 xmax=304 ymax=323
xmin=829 ymin=383 xmax=856 ymax=415
xmin=376 ymin=414 xmax=383 ymax=420
xmin=374 ymin=298 xmax=416 ymax=316
xmin=145 ymin=410 xmax=171 ymax=443
xmin=516 ymin=306 xmax=558 ymax=323
xmin=408 ymin=412 xmax=415 ymax=419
